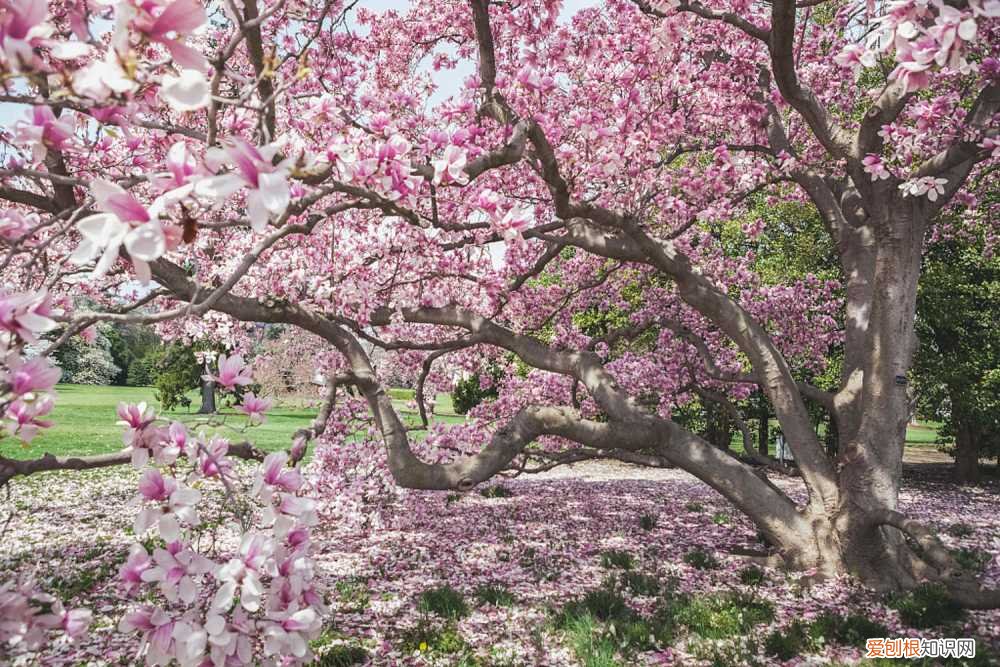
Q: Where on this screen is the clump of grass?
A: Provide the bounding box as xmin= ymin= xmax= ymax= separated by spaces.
xmin=684 ymin=501 xmax=704 ymax=512
xmin=953 ymin=547 xmax=990 ymax=573
xmin=947 ymin=522 xmax=974 ymax=538
xmin=639 ymin=513 xmax=657 ymax=531
xmin=738 ymin=564 xmax=765 ymax=586
xmin=313 ymin=644 xmax=370 ymax=667
xmin=618 ymin=571 xmax=661 ymax=597
xmin=764 ymin=619 xmax=810 ymax=660
xmin=334 ymin=578 xmax=370 ymax=613
xmin=560 ymin=612 xmax=621 ymax=667
xmin=683 ymin=548 xmax=719 ymax=570
xmin=599 ymin=549 xmax=634 ymax=570
xmin=475 ymin=583 xmax=516 ymax=607
xmin=418 ymin=585 xmax=469 ymax=619
xmin=310 ymin=626 xmax=370 ymax=666
xmin=888 ymin=583 xmax=964 ymax=629
xmin=673 ymin=592 xmax=774 ymax=640
xmin=399 ymin=621 xmax=469 ymax=655
xmin=479 ymin=485 xmax=512 ymax=498
xmin=763 ymin=611 xmax=891 ymax=660
xmin=808 ymin=611 xmax=888 ymax=647
xmin=711 ymin=512 xmax=730 ymax=526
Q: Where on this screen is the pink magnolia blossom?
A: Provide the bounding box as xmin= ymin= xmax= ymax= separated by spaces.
xmin=833 ymin=44 xmax=877 ymax=77
xmin=133 ymin=468 xmax=201 ymax=540
xmin=927 ymin=5 xmax=978 ymax=70
xmin=0 ymin=289 xmax=57 ymax=342
xmin=0 ymin=209 xmax=37 ymax=241
xmin=899 ymin=175 xmax=949 ymax=200
xmin=255 ymin=452 xmax=303 ymax=499
xmin=70 ymin=179 xmax=186 ymax=282
xmin=118 ymin=606 xmax=176 ymax=665
xmin=0 ymin=577 xmax=82 ymax=650
xmin=78 ymin=325 xmax=97 ymax=344
xmin=117 ymin=401 xmax=156 ymax=452
xmin=197 ymin=138 xmax=292 ymax=233
xmin=4 ymin=356 xmax=61 ymax=395
xmin=238 ymin=392 xmax=273 ymax=425
xmin=862 ymin=154 xmax=892 ymax=181
xmin=71 ymin=50 xmax=138 ymax=101
xmin=0 ymin=0 xmax=50 ymax=70
xmin=151 ymin=141 xmax=200 ymax=194
xmin=262 ymin=608 xmax=320 ymax=659
xmin=3 ymin=395 xmax=54 ymax=442
xmin=431 ymin=145 xmax=468 ymax=185
xmin=160 ymin=68 xmax=210 ymax=112
xmin=36 ymin=601 xmax=91 ymax=640
xmin=213 ymin=533 xmax=274 ymax=613
xmin=196 ymin=434 xmax=232 ymax=478
xmin=13 ymin=105 xmax=74 ymax=163
xmin=141 ymin=541 xmax=212 ymax=604
xmin=209 ymin=353 xmax=253 ymax=391
xmin=498 ymin=206 xmax=533 ymax=240
xmin=119 ymin=545 xmax=153 ymax=595
xmin=121 ymin=0 xmax=208 ymax=70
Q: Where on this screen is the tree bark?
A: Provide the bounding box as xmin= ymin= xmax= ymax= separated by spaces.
xmin=198 ymin=377 xmax=216 ymax=414
xmin=953 ymin=418 xmax=981 ymax=484
xmin=757 ymin=400 xmax=769 ymax=456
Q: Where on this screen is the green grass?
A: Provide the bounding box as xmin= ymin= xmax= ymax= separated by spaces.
xmin=7 ymin=384 xmax=464 ymax=460
xmin=728 ymin=419 xmax=944 ymax=455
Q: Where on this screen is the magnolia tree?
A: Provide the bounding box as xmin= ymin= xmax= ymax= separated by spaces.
xmin=1 ymin=0 xmax=1000 ymax=657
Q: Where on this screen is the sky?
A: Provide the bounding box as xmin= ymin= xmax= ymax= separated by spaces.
xmin=1 ymin=0 xmax=602 ymax=127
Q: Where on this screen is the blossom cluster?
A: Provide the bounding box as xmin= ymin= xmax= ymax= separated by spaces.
xmin=113 ymin=396 xmax=326 ymax=666
xmin=1 ymin=290 xmax=60 ymax=443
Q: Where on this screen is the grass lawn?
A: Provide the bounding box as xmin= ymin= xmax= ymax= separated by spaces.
xmin=6 ymin=384 xmax=463 ymax=460
xmin=730 ymin=419 xmax=944 ymax=457
xmin=9 ymin=384 xmax=943 ymax=462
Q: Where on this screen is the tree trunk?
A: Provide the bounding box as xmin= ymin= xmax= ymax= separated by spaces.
xmin=757 ymin=401 xmax=769 ymax=456
xmin=198 ymin=377 xmax=216 ymax=414
xmin=953 ymin=418 xmax=981 ymax=484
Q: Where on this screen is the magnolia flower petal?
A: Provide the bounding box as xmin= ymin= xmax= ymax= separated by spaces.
xmin=256 ymin=171 xmax=290 ymax=215
xmin=246 ymin=189 xmax=270 ymax=233
xmin=124 ymin=222 xmax=166 ymax=262
xmin=161 ymin=69 xmax=210 ymax=112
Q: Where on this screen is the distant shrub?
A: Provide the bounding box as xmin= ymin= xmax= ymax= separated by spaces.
xmin=639 ymin=513 xmax=657 ymax=531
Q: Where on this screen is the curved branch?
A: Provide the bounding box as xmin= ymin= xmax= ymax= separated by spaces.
xmin=0 ymin=441 xmax=266 ymax=488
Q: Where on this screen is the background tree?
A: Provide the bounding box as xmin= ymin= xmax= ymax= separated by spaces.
xmin=105 ymin=323 xmax=161 ymax=386
xmin=914 ymin=237 xmax=1000 ymax=483
xmin=0 ymin=0 xmax=997 ymax=616
xmin=52 ymin=326 xmax=120 ymax=385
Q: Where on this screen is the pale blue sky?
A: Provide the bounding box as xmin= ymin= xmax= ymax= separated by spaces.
xmin=0 ymin=0 xmax=601 ymax=132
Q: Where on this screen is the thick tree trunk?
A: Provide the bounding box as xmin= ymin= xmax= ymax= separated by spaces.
xmin=953 ymin=418 xmax=981 ymax=484
xmin=198 ymin=377 xmax=216 ymax=414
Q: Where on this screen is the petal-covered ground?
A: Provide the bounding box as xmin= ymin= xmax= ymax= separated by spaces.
xmin=2 ymin=462 xmax=999 ymax=666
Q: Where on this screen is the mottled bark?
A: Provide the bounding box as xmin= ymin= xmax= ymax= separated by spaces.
xmin=198 ymin=377 xmax=216 ymax=414
xmin=953 ymin=417 xmax=981 ymax=485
